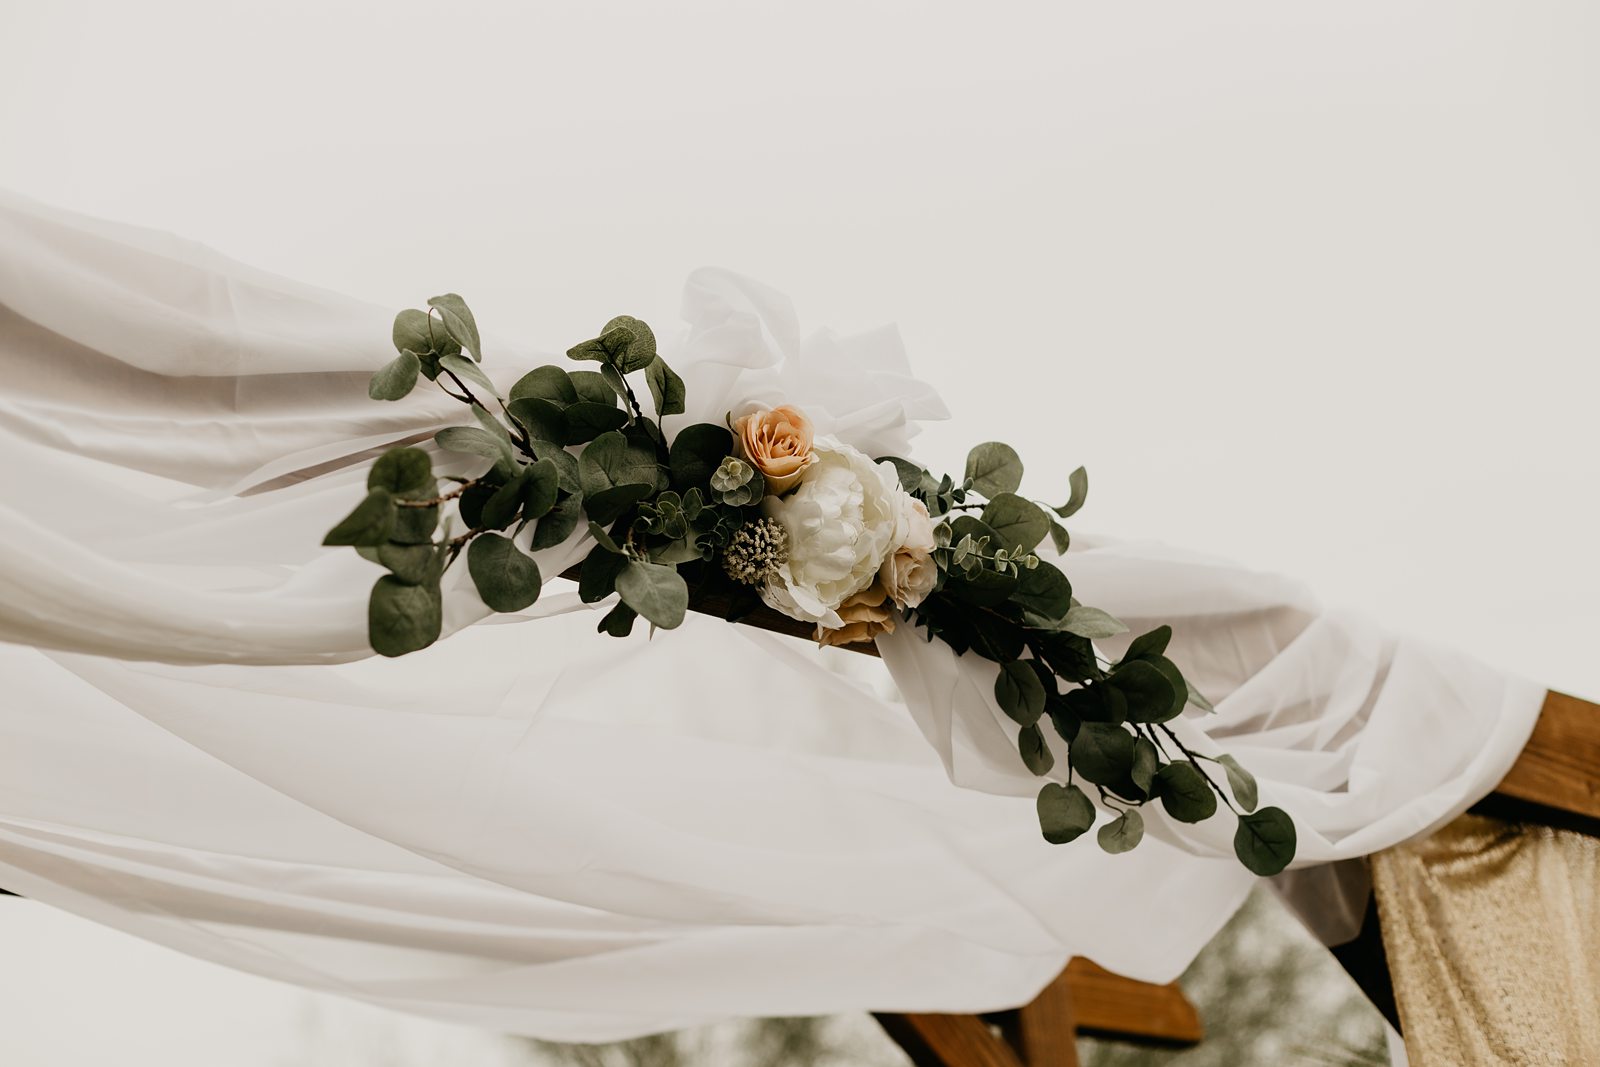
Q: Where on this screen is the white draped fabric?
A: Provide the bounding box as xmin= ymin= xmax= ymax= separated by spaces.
xmin=0 ymin=191 xmax=1546 ymax=1039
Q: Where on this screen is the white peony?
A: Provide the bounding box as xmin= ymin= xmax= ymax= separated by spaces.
xmin=760 ymin=440 xmax=906 ymax=627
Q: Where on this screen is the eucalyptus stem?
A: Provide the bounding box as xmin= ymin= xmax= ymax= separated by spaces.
xmin=1157 ymin=723 xmax=1238 ymax=814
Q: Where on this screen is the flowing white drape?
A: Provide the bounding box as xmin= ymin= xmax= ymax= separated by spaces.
xmin=0 ymin=191 xmax=1545 ymax=1039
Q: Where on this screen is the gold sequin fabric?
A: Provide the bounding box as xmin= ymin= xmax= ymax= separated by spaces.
xmin=1372 ymin=814 xmax=1600 ymax=1065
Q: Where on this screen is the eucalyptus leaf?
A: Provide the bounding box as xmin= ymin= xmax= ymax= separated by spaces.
xmin=1124 ymin=625 xmax=1172 ymax=662
xmin=531 ymin=492 xmax=585 ymax=549
xmin=964 ymin=442 xmax=1024 ymax=497
xmin=1108 ymin=659 xmax=1180 ymax=724
xmin=1018 ymin=723 xmax=1055 ymax=775
xmin=584 ymin=484 xmax=654 ymax=526
xmin=369 ymin=351 xmax=421 ymax=401
xmin=1048 ymin=519 xmax=1071 ymax=555
xmin=569 ymin=370 xmax=616 ymax=406
xmin=995 ymin=661 xmax=1047 ymax=726
xmin=509 ymin=365 xmax=578 ymax=405
xmin=427 ymin=294 xmax=481 ymax=361
xmin=1217 ymin=754 xmax=1260 ymax=813
xmin=522 ymin=459 xmax=560 ymax=519
xmin=1068 ymin=722 xmax=1136 ymax=786
xmin=614 ymin=559 xmax=688 ymax=629
xmin=580 ymin=431 xmax=662 ymax=496
xmin=598 ymin=601 xmax=637 ymax=637
xmin=1187 ymin=680 xmax=1217 ymax=714
xmin=1012 ymin=560 xmax=1072 ymax=624
xmin=438 ymin=353 xmax=499 ymax=397
xmin=1155 ymin=761 xmax=1217 ymax=824
xmin=564 ymin=402 xmax=630 ymax=443
xmin=1056 ymin=604 xmax=1129 ymax=639
xmin=1097 ymin=808 xmax=1144 ymax=854
xmin=1233 ymin=807 xmax=1297 ymax=875
xmin=669 ymin=423 xmax=734 ymax=490
xmin=1055 ymin=466 xmax=1089 ymax=519
xmin=467 ymin=533 xmax=542 ymax=613
xmin=369 ymin=575 xmax=441 ymax=657
xmin=579 ymin=542 xmax=627 ymax=602
xmin=481 ymin=466 xmax=532 ymax=530
xmin=368 ymin=447 xmax=434 ymax=497
xmin=392 ymin=308 xmax=435 ymax=356
xmin=507 ymin=397 xmax=569 ymax=446
xmin=587 ymin=520 xmax=623 ymax=554
xmin=324 ymin=488 xmax=395 ymax=546
xmin=436 ymin=426 xmax=512 ymax=465
xmin=644 ymin=355 xmax=686 ymax=417
xmin=1036 ymin=782 xmax=1095 ymax=845
xmin=1131 ymin=736 xmax=1159 ymax=796
xmin=602 ymin=315 xmax=659 ymax=373
xmin=376 ymin=542 xmax=436 ymax=585
xmin=982 ymin=493 xmax=1050 ymax=552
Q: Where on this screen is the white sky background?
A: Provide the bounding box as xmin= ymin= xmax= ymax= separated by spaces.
xmin=0 ymin=2 xmax=1595 ymax=1064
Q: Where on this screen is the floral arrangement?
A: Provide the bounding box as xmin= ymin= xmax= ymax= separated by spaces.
xmin=324 ymin=294 xmax=1297 ymax=876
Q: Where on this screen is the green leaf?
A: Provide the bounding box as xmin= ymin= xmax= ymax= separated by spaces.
xmin=324 ymin=488 xmax=395 ymax=546
xmin=529 ymin=439 xmax=581 ymax=493
xmin=368 ymin=447 xmax=434 ymax=497
xmin=569 ymin=370 xmax=616 ymax=406
xmin=391 ymin=502 xmax=437 ymax=546
xmin=964 ymin=442 xmax=1024 ymax=497
xmin=614 ymin=559 xmax=688 ymax=628
xmin=587 ymin=520 xmax=623 ymax=554
xmin=1056 ymin=605 xmax=1128 ymax=639
xmin=481 ymin=467 xmax=531 ymax=530
xmin=1233 ymin=807 xmax=1297 ymax=875
xmin=981 ymin=493 xmax=1050 ymax=552
xmin=1047 ymin=519 xmax=1070 ymax=555
xmin=376 ymin=542 xmax=437 ymax=585
xmin=1156 ymin=761 xmax=1218 ymax=824
xmin=1018 ymin=723 xmax=1055 ymax=775
xmin=601 ymin=315 xmax=658 ymax=373
xmin=1013 ymin=560 xmax=1072 ymax=625
xmin=1068 ymin=722 xmax=1136 ymax=786
xmin=368 ymin=575 xmax=441 ymax=657
xmin=1187 ymin=679 xmax=1217 ymax=714
xmin=427 ymin=294 xmax=481 ymax=361
xmin=579 ymin=542 xmax=628 ymax=602
xmin=1097 ymin=808 xmax=1144 ymax=854
xmin=880 ymin=456 xmax=938 ymax=497
xmin=944 ymin=568 xmax=1019 ymax=608
xmin=643 ymin=356 xmax=686 ymax=417
xmin=507 ymin=397 xmax=569 ymax=446
xmin=669 ymin=423 xmax=735 ymax=490
xmin=1055 ymin=466 xmax=1088 ymax=519
xmin=436 ymin=425 xmax=512 ymax=465
xmin=563 ymin=401 xmax=630 ymax=444
xmin=1144 ymin=655 xmax=1189 ymax=721
xmin=1217 ymin=754 xmax=1260 ymax=813
xmin=438 ymin=353 xmax=499 ymax=397
xmin=531 ymin=491 xmax=585 ymax=549
xmin=1036 ymin=782 xmax=1095 ymax=845
xmin=467 ymin=533 xmax=543 ymax=612
xmin=584 ymin=485 xmax=653 ymax=526
xmin=392 ymin=308 xmax=436 ymax=356
xmin=509 ymin=365 xmax=578 ymax=405
xmin=523 ymin=459 xmax=560 ymax=520
xmin=580 ymin=431 xmax=662 ymax=496
xmin=994 ymin=661 xmax=1047 ymax=726
xmin=369 ymin=351 xmax=421 ymax=401
xmin=1124 ymin=625 xmax=1172 ymax=662
xmin=1063 ymin=680 xmax=1127 ymax=725
xmin=598 ymin=601 xmax=637 ymax=637
xmin=1108 ymin=659 xmax=1181 ymax=724
xmin=1131 ymin=736 xmax=1159 ymax=796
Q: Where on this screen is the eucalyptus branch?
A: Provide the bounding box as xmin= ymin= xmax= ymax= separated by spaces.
xmin=1157 ymin=724 xmax=1239 ymax=814
xmin=397 ymin=480 xmax=480 ymax=508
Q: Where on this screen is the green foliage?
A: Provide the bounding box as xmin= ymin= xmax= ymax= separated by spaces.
xmin=330 ymin=295 xmax=1295 ymax=877
xmin=1037 ymin=782 xmax=1095 ymax=844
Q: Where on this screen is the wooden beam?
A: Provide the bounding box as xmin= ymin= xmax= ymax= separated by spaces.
xmin=874 ymin=1012 xmax=1027 ymax=1067
xmin=1058 ymin=959 xmax=1202 ymax=1045
xmin=1490 ymin=690 xmax=1600 ymax=825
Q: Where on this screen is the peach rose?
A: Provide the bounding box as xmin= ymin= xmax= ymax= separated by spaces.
xmin=881 ymin=495 xmax=937 ymax=608
xmin=816 ymin=581 xmax=897 ymax=647
xmin=734 ymin=404 xmax=816 ymax=495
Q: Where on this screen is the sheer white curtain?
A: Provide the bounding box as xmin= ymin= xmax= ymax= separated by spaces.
xmin=0 ymin=191 xmax=1545 ymax=1038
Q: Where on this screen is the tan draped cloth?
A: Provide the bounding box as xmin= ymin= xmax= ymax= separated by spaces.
xmin=1372 ymin=814 xmax=1600 ymax=1065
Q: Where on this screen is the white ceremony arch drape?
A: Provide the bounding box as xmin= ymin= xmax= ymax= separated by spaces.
xmin=0 ymin=190 xmax=1545 ymax=1039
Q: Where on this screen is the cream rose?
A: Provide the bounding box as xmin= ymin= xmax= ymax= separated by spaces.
xmin=734 ymin=404 xmax=816 ymax=494
xmin=759 ymin=440 xmax=904 ymax=627
xmin=880 ymin=495 xmax=937 ymax=608
xmin=816 ymin=581 xmax=898 ymax=647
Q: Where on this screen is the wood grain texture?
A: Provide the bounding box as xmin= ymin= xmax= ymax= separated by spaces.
xmin=1061 ymin=959 xmax=1203 ymax=1045
xmin=1492 ymin=691 xmax=1600 ymax=823
xmin=874 ymin=1012 xmax=1027 ymax=1067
